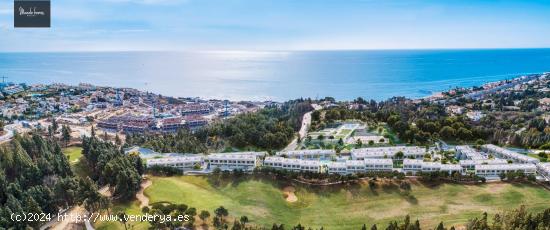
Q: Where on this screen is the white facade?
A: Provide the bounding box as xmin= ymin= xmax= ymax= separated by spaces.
xmin=205 ymin=152 xmax=265 ymax=171
xmin=277 ymin=149 xmax=336 ymax=160
xmin=455 ymin=145 xmax=486 ymax=160
xmin=475 ymin=164 xmax=536 ymax=177
xmin=326 ymin=161 xmax=348 ymax=174
xmin=403 ymin=159 xmax=462 ymax=175
xmin=482 ymin=144 xmax=539 ymax=164
xmin=536 ymin=163 xmax=550 ymax=180
xmin=351 ymin=146 xmax=427 ymax=160
xmin=459 ymin=159 xmax=509 ymax=170
xmin=300 ymin=160 xmax=322 ymax=173
xmin=264 ymin=156 xmax=304 ymax=172
xmin=264 ymin=157 xmax=393 ymax=175
xmin=146 ymin=155 xmax=203 ymax=171
xmin=364 ymin=159 xmax=394 ymax=172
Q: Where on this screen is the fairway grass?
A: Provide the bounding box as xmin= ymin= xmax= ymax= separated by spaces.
xmin=97 ymin=176 xmax=550 ymax=229
xmin=63 ymin=147 xmax=83 ymax=165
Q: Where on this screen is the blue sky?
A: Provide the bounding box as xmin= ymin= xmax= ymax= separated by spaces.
xmin=1 ymin=0 xmax=550 ymax=51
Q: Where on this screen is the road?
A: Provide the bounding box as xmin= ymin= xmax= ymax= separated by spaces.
xmin=283 ymin=104 xmax=321 ymax=151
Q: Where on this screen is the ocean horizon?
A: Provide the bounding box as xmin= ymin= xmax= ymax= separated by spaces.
xmin=1 ymin=49 xmax=550 ymax=101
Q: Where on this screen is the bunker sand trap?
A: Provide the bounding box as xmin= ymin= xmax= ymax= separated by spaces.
xmin=283 ymin=186 xmax=298 ymax=202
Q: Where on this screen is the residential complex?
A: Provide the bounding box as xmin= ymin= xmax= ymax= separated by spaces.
xmin=481 ymin=144 xmax=540 ymax=164
xmin=351 ymin=146 xmax=427 ymax=160
xmin=142 ymin=145 xmax=549 ymax=180
xmin=204 ymin=152 xmax=265 ymax=172
xmin=474 ymin=164 xmax=537 ymax=177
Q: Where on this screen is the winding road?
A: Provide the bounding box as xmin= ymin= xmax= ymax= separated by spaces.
xmin=283 ymin=104 xmax=321 ymax=151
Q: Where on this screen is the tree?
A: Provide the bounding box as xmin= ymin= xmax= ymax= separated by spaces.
xmin=115 ymin=134 xmax=122 ymax=146
xmin=117 ymin=211 xmax=128 ymax=230
xmin=436 ymin=222 xmax=445 ymax=230
xmin=395 ymin=151 xmax=404 ymax=159
xmin=240 ymin=215 xmax=249 ymax=226
xmin=199 ymin=210 xmax=210 ymax=222
xmin=338 ymin=138 xmax=344 ymax=146
xmin=62 ymin=125 xmax=71 ymax=146
xmin=51 ymin=118 xmax=59 ymax=133
xmin=215 ymin=206 xmax=229 ymax=221
xmin=356 ymin=139 xmax=363 ymax=147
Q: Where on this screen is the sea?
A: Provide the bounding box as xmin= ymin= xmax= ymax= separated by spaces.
xmin=1 ymin=49 xmax=550 ymax=102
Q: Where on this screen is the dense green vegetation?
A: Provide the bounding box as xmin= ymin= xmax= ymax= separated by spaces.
xmin=312 ymin=97 xmax=550 ymax=148
xmin=82 ymin=136 xmax=143 ymax=200
xmin=63 ymin=146 xmax=83 ymax=165
xmin=126 ymin=99 xmax=313 ymax=152
xmin=0 ymin=134 xmax=95 ymax=229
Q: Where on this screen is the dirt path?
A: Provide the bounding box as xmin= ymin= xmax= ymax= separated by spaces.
xmin=40 ymin=186 xmax=111 ymax=230
xmin=137 ymin=179 xmax=152 ymax=208
xmin=283 ymin=186 xmax=298 ymax=203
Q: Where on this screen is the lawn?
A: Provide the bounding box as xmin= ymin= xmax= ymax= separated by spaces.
xmin=62 ymin=147 xmax=92 ymax=178
xmin=63 ymin=147 xmax=83 ymax=165
xmin=96 ymin=176 xmax=550 ymax=230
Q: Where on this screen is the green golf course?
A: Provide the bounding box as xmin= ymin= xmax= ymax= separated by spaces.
xmin=95 ymin=175 xmax=550 ymax=230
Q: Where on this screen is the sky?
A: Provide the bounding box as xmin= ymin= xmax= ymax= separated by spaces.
xmin=1 ymin=0 xmax=550 ymax=51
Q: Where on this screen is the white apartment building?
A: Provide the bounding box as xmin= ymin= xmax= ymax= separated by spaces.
xmin=300 ymin=160 xmax=322 ymax=173
xmin=343 ymin=160 xmax=365 ymax=174
xmin=536 ymin=163 xmax=550 ymax=180
xmin=205 ymin=152 xmax=265 ymax=171
xmin=364 ymin=159 xmax=394 ymax=172
xmin=326 ymin=161 xmax=348 ymax=174
xmin=264 ymin=156 xmax=304 ymax=172
xmin=475 ymin=164 xmax=536 ymax=177
xmin=403 ymin=159 xmax=423 ymax=174
xmin=481 ymin=144 xmax=539 ymax=164
xmin=277 ymin=149 xmax=336 ymax=160
xmin=351 ymin=146 xmax=427 ymax=160
xmin=459 ymin=159 xmax=509 ymax=170
xmin=146 ymin=155 xmax=203 ymax=171
xmin=403 ymin=159 xmax=462 ymax=175
xmin=264 ymin=157 xmax=393 ymax=175
xmin=455 ymin=145 xmax=486 ymax=160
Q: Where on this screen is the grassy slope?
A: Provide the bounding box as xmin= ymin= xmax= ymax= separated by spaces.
xmin=97 ymin=176 xmax=550 ymax=229
xmin=63 ymin=147 xmax=83 ymax=165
